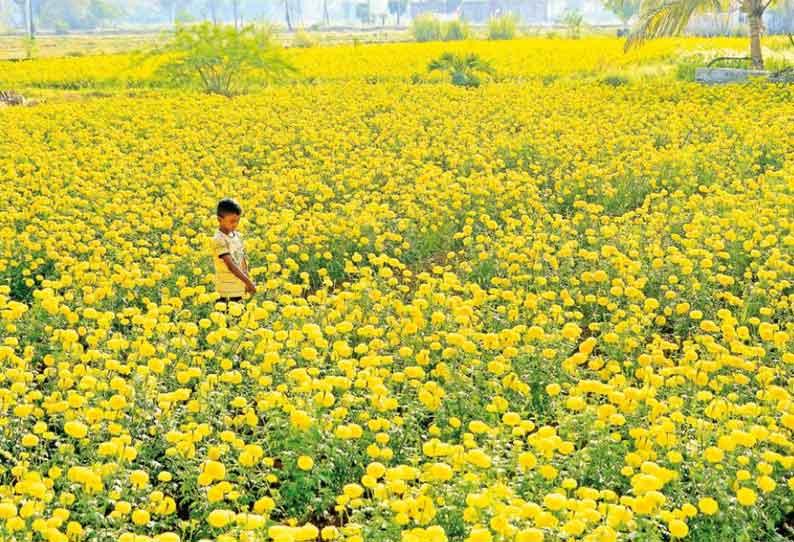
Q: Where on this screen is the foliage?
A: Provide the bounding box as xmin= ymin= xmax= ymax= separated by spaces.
xmin=388 ymin=0 xmax=409 ymax=21
xmin=601 ymin=73 xmax=630 ymax=85
xmin=442 ymin=19 xmax=471 ymax=41
xmin=428 ymin=51 xmax=495 ymax=86
xmin=40 ymin=0 xmax=125 ymax=30
xmin=412 ymin=13 xmax=442 ymax=41
xmin=292 ymin=29 xmax=317 ymax=48
xmin=488 ymin=13 xmax=517 ymax=40
xmin=625 ymin=0 xmax=777 ymax=67
xmin=602 ymin=0 xmax=642 ymax=25
xmin=560 ymin=9 xmax=585 ymax=38
xmin=22 ymin=36 xmax=37 ymax=59
xmin=355 ymin=2 xmax=370 ymax=24
xmin=152 ymin=22 xmax=296 ymax=95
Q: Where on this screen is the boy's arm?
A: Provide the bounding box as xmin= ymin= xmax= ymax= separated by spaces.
xmin=220 ymin=255 xmax=256 ymax=291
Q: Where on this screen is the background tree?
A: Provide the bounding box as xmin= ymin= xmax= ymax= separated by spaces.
xmin=284 ymin=0 xmax=301 ymax=29
xmin=12 ymin=0 xmax=34 ymax=37
xmin=322 ymin=0 xmax=330 ymax=25
xmin=602 ymin=0 xmax=641 ymax=28
xmin=387 ymin=0 xmax=407 ymax=24
xmin=355 ymin=0 xmax=369 ymax=24
xmin=153 ymin=22 xmax=295 ymax=95
xmin=231 ymin=0 xmax=240 ymax=28
xmin=158 ymin=0 xmax=190 ymax=25
xmin=626 ymin=0 xmax=777 ymax=68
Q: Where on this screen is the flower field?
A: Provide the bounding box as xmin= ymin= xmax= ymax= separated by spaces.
xmin=2 ymin=37 xmax=794 ymax=542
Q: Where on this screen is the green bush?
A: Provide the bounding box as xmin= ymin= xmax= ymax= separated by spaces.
xmin=412 ymin=14 xmax=442 ymax=41
xmin=601 ymin=74 xmax=629 ymax=86
xmin=152 ymin=22 xmax=296 ymax=95
xmin=428 ymin=51 xmax=495 ymax=87
xmin=293 ymin=29 xmax=317 ymax=48
xmin=560 ymin=9 xmax=584 ymax=39
xmin=442 ymin=20 xmax=470 ymax=41
xmin=488 ymin=14 xmax=516 ymax=40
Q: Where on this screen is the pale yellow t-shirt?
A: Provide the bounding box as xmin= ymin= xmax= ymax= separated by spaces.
xmin=212 ymin=230 xmax=246 ymax=297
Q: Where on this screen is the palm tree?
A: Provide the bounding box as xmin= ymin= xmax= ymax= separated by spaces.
xmin=625 ymin=0 xmax=776 ymax=68
xmin=428 ymin=52 xmax=496 ymax=87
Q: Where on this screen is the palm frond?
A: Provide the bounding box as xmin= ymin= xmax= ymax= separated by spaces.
xmin=625 ymin=0 xmax=724 ymax=51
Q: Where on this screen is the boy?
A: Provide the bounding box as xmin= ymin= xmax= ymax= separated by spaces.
xmin=212 ymin=198 xmax=256 ymax=307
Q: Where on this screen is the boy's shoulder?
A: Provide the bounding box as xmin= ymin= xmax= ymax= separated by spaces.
xmin=212 ymin=230 xmax=243 ymax=245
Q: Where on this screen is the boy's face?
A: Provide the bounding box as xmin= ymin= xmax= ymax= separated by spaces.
xmin=218 ymin=213 xmax=240 ymax=233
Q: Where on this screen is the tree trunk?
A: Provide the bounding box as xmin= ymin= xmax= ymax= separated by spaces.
xmin=323 ymin=0 xmax=330 ymax=25
xmin=285 ymin=0 xmax=292 ymax=30
xmin=25 ymin=0 xmax=34 ymax=38
xmin=22 ymin=0 xmax=30 ymax=36
xmin=233 ymin=0 xmax=239 ymax=30
xmin=749 ymin=10 xmax=764 ymax=69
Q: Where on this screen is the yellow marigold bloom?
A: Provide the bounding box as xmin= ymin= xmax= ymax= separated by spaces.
xmin=668 ymin=519 xmax=689 ymax=538
xmin=518 ymin=452 xmax=537 ymax=471
xmin=703 ymin=446 xmax=724 ymax=463
xmin=297 ymin=456 xmax=314 ymax=471
xmin=515 ymin=528 xmax=544 ymax=542
xmin=0 ymin=502 xmax=17 ymax=519
xmin=757 ymin=475 xmax=776 ymax=493
xmin=64 ymin=421 xmax=88 ymax=439
xmin=698 ymin=497 xmax=719 ymax=515
xmin=207 ymin=509 xmax=234 ymax=528
xmin=736 ymin=487 xmax=757 ymax=507
xmin=466 ymin=527 xmax=493 ymax=542
xmin=131 ymin=509 xmax=150 ymax=526
xmin=543 ymin=493 xmax=566 ymax=511
xmin=129 ymin=470 xmax=149 ymax=489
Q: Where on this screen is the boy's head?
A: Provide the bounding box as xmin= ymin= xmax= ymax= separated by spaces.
xmin=217 ymin=198 xmax=242 ymax=232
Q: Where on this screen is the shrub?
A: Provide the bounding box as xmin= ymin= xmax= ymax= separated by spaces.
xmin=428 ymin=51 xmax=495 ymax=87
xmin=293 ymin=29 xmax=317 ymax=48
xmin=601 ymin=74 xmax=629 ymax=86
xmin=412 ymin=14 xmax=442 ymax=41
xmin=559 ymin=9 xmax=584 ymax=39
xmin=488 ymin=14 xmax=516 ymax=40
xmin=442 ymin=20 xmax=470 ymax=41
xmin=152 ymin=22 xmax=296 ymax=96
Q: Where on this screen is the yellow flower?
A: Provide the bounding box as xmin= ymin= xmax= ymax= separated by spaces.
xmin=131 ymin=509 xmax=150 ymax=526
xmin=668 ymin=519 xmax=689 ymax=538
xmin=518 ymin=452 xmax=537 ymax=471
xmin=736 ymin=487 xmax=757 ymax=507
xmin=698 ymin=497 xmax=719 ymax=515
xmin=0 ymin=502 xmax=17 ymax=519
xmin=543 ymin=493 xmax=566 ymax=511
xmin=297 ymin=456 xmax=314 ymax=470
xmin=757 ymin=475 xmax=776 ymax=493
xmin=515 ymin=528 xmax=544 ymax=542
xmin=64 ymin=421 xmax=88 ymax=439
xmin=466 ymin=527 xmax=492 ymax=542
xmin=207 ymin=509 xmax=234 ymax=528
xmin=703 ymin=446 xmax=724 ymax=463
xmin=129 ymin=470 xmax=149 ymax=489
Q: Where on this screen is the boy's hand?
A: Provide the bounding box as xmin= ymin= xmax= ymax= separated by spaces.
xmin=246 ymin=281 xmax=257 ymax=295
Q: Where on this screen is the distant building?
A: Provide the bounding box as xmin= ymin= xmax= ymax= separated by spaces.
xmin=458 ymin=0 xmax=548 ymax=23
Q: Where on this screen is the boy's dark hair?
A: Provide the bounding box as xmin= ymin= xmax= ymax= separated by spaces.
xmin=217 ymin=198 xmax=242 ymax=217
